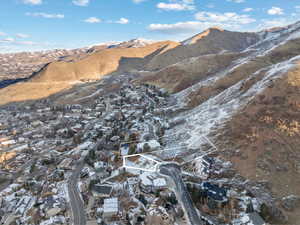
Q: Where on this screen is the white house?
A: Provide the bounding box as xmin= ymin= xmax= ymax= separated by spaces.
xmin=103 ymin=197 xmax=119 ymax=218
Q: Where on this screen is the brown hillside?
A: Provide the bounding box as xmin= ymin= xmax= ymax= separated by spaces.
xmin=186 ymin=38 xmax=300 ymax=108
xmin=32 ymin=41 xmax=179 ymax=82
xmin=0 ymin=82 xmax=74 ymax=105
xmin=144 ymin=29 xmax=260 ymax=71
xmin=219 ymin=62 xmax=300 ymax=224
xmin=0 ymin=41 xmax=178 ymax=105
xmin=141 ymin=52 xmax=244 ymax=92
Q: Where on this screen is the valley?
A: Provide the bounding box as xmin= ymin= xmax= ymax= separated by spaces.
xmin=0 ymin=20 xmax=300 ymax=225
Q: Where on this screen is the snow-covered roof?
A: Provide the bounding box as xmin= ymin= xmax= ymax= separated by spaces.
xmin=103 ymin=197 xmax=119 ymax=215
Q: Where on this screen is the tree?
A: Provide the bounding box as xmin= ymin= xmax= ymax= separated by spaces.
xmin=143 ymin=143 xmax=151 ymax=153
xmin=89 ymin=149 xmax=96 ymax=160
xmin=129 ymin=145 xmax=136 ymax=155
xmin=167 ymin=193 xmax=178 ymax=205
xmin=30 ymin=162 xmax=36 ymax=173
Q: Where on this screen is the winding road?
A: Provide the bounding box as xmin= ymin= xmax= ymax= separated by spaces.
xmin=158 ymin=163 xmax=204 ymax=225
xmin=68 ymin=160 xmax=86 ymax=225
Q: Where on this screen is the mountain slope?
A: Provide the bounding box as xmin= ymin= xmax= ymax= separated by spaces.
xmin=1 ymin=21 xmax=300 ymax=224
xmin=31 ymin=41 xmax=178 ymax=82
xmin=151 ymin=21 xmax=300 ymax=224
xmin=220 ymin=62 xmax=300 ymax=224
xmin=144 ymin=28 xmax=260 ymax=71
xmin=0 ymin=41 xmax=179 ymax=105
xmin=0 ymin=38 xmax=159 ymax=82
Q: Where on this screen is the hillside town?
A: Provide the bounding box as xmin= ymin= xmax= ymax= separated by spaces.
xmin=0 ymin=81 xmax=291 ymax=225
xmin=1 ymin=0 xmax=300 ymax=224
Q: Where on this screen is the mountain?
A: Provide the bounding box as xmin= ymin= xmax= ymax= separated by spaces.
xmin=0 ymin=48 xmax=88 ymax=81
xmin=0 ymin=38 xmax=157 ymax=82
xmin=0 ymin=21 xmax=300 ymax=224
xmin=31 ymin=41 xmax=178 ymax=83
xmin=0 ymin=40 xmax=179 ymax=104
xmin=140 ymin=21 xmax=300 ymax=224
xmin=143 ymin=28 xmax=260 ymax=71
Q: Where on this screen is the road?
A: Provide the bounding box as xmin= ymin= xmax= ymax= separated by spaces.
xmin=158 ymin=163 xmax=204 ymax=225
xmin=68 ymin=160 xmax=86 ymax=225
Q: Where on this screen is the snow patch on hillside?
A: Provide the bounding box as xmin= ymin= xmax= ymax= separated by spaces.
xmin=167 ymin=54 xmax=300 ymax=152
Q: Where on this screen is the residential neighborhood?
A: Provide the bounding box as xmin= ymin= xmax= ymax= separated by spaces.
xmin=0 ymin=82 xmax=283 ymax=225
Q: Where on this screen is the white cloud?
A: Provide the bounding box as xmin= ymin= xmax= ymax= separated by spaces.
xmin=227 ymin=0 xmax=245 ymax=3
xmin=149 ymin=10 xmax=256 ymax=35
xmin=84 ymin=17 xmax=101 ymax=23
xmin=26 ymin=12 xmax=65 ymax=19
xmin=0 ymin=37 xmax=38 ymax=45
xmin=148 ymin=21 xmax=243 ymax=34
xmin=157 ymin=0 xmax=195 ymax=11
xmin=0 ymin=32 xmax=6 ymax=36
xmin=116 ymin=18 xmax=130 ymax=24
xmin=195 ymin=11 xmax=255 ymax=24
xmin=157 ymin=2 xmax=193 ymax=11
xmin=72 ymin=0 xmax=89 ymax=6
xmin=243 ymin=8 xmax=253 ymax=12
xmin=15 ymin=41 xmax=37 ymax=46
xmin=258 ymin=18 xmax=296 ymax=30
xmin=16 ymin=33 xmax=30 ymax=38
xmin=22 ymin=0 xmax=42 ymax=5
xmin=148 ymin=21 xmax=206 ymax=34
xmin=268 ymin=7 xmax=284 ymax=15
xmin=0 ymin=38 xmax=15 ymax=43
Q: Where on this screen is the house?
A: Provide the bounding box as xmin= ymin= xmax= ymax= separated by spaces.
xmin=146 ymin=198 xmax=173 ymax=225
xmin=153 ymin=178 xmax=167 ymax=192
xmin=193 ymin=156 xmax=214 ymax=179
xmin=40 ymin=216 xmax=65 ymax=225
xmin=120 ymin=143 xmax=130 ymax=156
xmin=140 ymin=172 xmax=154 ymax=193
xmin=139 ymin=172 xmax=167 ymax=193
xmin=43 ymin=196 xmax=66 ymax=218
xmin=201 ymin=182 xmax=228 ymax=203
xmin=91 ymin=184 xmax=113 ymax=198
xmin=58 ymin=158 xmax=73 ymax=170
xmin=103 ymin=197 xmax=119 ymax=218
xmin=0 ymin=139 xmax=16 ymax=147
xmin=94 ymin=161 xmax=108 ymax=173
xmin=137 ymin=140 xmax=161 ymax=153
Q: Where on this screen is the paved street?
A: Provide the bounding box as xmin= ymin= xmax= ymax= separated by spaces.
xmin=159 ymin=163 xmax=204 ymax=225
xmin=68 ymin=161 xmax=86 ymax=225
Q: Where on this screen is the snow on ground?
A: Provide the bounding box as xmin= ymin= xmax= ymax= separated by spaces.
xmin=69 ymin=141 xmax=94 ymax=155
xmin=0 ymin=183 xmax=21 ymax=196
xmin=61 ymin=182 xmax=70 ymax=202
xmin=174 ymin=22 xmax=300 ymax=111
xmin=124 ymin=154 xmax=159 ymax=172
xmin=166 ymin=54 xmax=300 ymax=156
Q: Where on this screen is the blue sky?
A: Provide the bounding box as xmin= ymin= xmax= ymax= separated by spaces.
xmin=0 ymin=0 xmax=300 ymax=53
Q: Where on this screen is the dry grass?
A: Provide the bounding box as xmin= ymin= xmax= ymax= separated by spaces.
xmin=0 ymin=82 xmax=73 ymax=105
xmin=219 ymin=62 xmax=300 ymax=224
xmin=142 ymin=52 xmax=243 ymax=93
xmin=33 ymin=41 xmax=178 ymax=82
xmin=145 ymin=29 xmax=259 ymax=71
xmin=186 ymin=38 xmax=300 ymax=108
xmin=0 ymin=41 xmax=178 ymax=106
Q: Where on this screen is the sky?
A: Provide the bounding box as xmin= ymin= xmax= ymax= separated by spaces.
xmin=0 ymin=0 xmax=300 ymax=53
